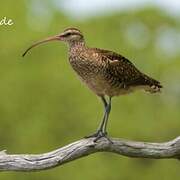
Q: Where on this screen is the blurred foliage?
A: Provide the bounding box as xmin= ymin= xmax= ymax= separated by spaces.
xmin=0 ymin=0 xmax=180 ymax=180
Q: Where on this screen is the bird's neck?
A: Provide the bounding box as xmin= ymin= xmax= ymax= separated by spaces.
xmin=68 ymin=40 xmax=86 ymax=54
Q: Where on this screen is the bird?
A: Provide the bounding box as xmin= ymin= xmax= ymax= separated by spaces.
xmin=22 ymin=27 xmax=162 ymax=142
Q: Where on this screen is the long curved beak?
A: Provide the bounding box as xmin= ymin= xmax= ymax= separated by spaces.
xmin=22 ymin=35 xmax=61 ymax=57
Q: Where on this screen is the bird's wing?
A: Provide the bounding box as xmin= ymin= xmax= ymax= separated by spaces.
xmin=93 ymin=48 xmax=144 ymax=86
xmin=93 ymin=48 xmax=161 ymax=88
xmin=93 ymin=48 xmax=133 ymax=65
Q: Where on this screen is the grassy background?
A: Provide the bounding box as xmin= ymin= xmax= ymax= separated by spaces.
xmin=0 ymin=0 xmax=180 ymax=179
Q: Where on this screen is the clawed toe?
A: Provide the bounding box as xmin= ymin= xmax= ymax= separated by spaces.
xmin=84 ymin=130 xmax=102 ymax=138
xmin=85 ymin=130 xmax=112 ymax=143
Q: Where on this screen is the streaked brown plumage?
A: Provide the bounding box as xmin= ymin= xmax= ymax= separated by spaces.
xmin=23 ymin=27 xmax=162 ymax=142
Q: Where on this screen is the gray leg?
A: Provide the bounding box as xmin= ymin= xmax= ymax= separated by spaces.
xmin=102 ymin=97 xmax=112 ymax=133
xmin=85 ymin=96 xmax=113 ymax=143
xmin=97 ymin=96 xmax=108 ymax=132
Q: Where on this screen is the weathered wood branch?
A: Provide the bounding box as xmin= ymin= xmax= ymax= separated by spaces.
xmin=0 ymin=136 xmax=180 ymax=172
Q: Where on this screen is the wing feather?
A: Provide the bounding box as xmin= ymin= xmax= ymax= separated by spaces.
xmin=92 ymin=48 xmax=162 ymax=89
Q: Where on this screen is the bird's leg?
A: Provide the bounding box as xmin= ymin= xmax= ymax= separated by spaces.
xmin=85 ymin=96 xmax=112 ymax=143
xmin=97 ymin=96 xmax=108 ymax=132
xmin=102 ymin=97 xmax=112 ymax=134
xmin=93 ymin=97 xmax=112 ymax=143
xmin=85 ymin=96 xmax=107 ymax=138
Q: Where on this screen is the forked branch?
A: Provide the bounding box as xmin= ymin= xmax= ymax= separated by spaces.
xmin=0 ymin=136 xmax=180 ymax=171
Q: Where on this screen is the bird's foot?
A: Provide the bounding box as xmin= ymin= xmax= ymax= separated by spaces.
xmin=85 ymin=130 xmax=113 ymax=143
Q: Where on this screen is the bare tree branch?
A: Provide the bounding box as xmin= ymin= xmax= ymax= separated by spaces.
xmin=0 ymin=136 xmax=180 ymax=172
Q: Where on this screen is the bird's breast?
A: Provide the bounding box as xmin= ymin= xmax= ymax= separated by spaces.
xmin=69 ymin=56 xmax=108 ymax=94
xmin=68 ymin=55 xmax=132 ymax=97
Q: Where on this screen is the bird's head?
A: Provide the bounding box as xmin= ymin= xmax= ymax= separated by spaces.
xmin=59 ymin=28 xmax=84 ymax=42
xmin=22 ymin=27 xmax=84 ymax=57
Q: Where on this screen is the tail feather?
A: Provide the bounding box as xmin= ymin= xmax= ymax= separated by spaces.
xmin=143 ymin=74 xmax=162 ymax=93
xmin=126 ymin=74 xmax=162 ymax=93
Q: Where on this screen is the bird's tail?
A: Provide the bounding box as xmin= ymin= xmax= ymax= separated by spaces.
xmin=142 ymin=74 xmax=162 ymax=93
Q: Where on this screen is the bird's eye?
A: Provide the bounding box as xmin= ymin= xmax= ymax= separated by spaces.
xmin=65 ymin=32 xmax=71 ymax=36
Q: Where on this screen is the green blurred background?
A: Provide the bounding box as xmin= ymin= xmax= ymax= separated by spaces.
xmin=0 ymin=0 xmax=180 ymax=179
